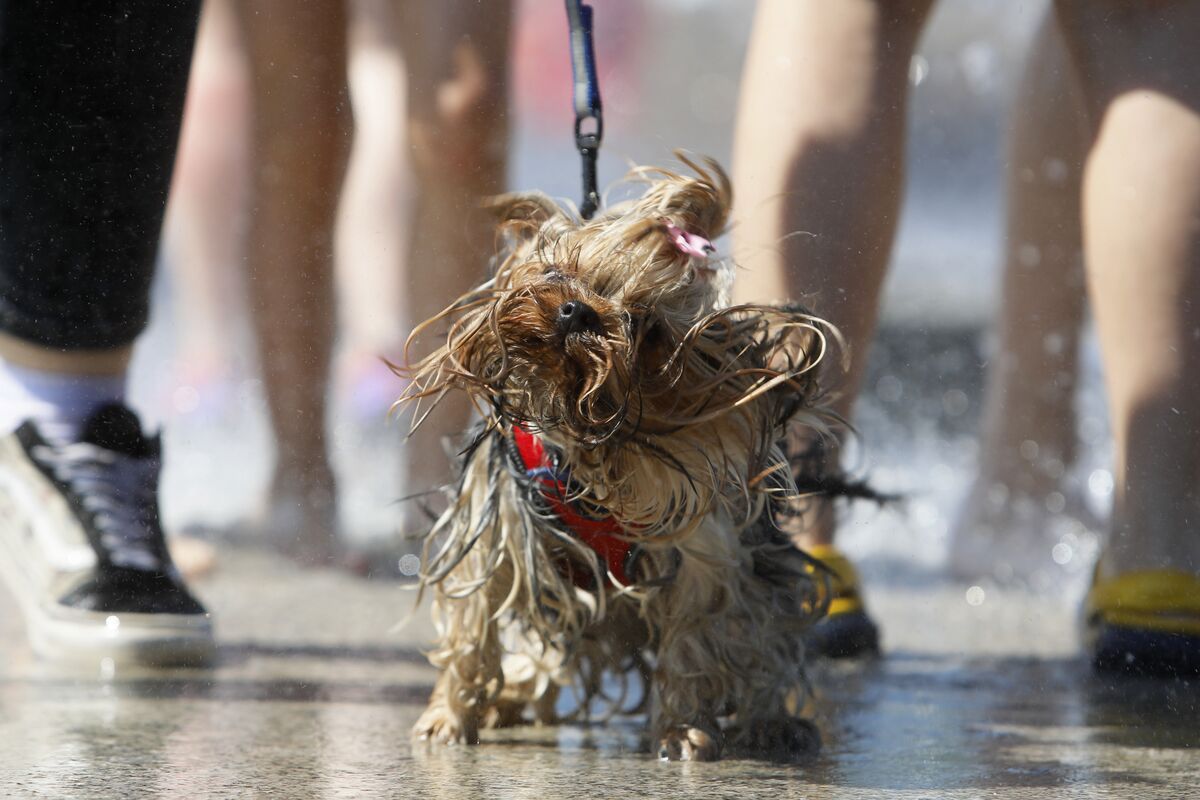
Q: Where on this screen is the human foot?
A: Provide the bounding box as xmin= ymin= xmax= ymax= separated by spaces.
xmin=948 ymin=474 xmax=1101 ymax=588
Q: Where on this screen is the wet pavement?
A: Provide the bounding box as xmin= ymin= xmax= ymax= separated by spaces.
xmin=2 ymin=548 xmax=1198 ymax=799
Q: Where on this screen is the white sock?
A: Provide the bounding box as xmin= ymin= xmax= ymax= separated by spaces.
xmin=0 ymin=360 xmax=127 ymax=445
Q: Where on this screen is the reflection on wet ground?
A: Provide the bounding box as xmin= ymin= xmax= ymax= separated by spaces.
xmin=2 ymin=549 xmax=1197 ymax=799
xmin=812 ymin=655 xmax=1200 ymax=795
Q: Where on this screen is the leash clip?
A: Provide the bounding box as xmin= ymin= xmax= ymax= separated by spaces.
xmin=575 ymin=116 xmax=602 ymax=221
xmin=565 ymin=0 xmax=603 ymax=219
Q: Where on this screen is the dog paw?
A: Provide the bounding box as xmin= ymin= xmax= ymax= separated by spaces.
xmin=727 ymin=717 xmax=820 ymax=761
xmin=657 ymin=726 xmax=722 ymax=762
xmin=412 ymin=707 xmax=479 ymax=746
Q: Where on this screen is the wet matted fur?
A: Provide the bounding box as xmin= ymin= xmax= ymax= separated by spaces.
xmin=399 ymin=156 xmax=838 ymax=761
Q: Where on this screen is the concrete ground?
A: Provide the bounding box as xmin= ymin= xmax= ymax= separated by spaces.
xmin=2 ymin=546 xmax=1197 ymax=799
xmin=2 ymin=299 xmax=1188 ymax=798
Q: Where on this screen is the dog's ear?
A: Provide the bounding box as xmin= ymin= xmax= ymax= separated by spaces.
xmin=664 ymin=154 xmax=732 ymax=241
xmin=618 ymin=155 xmax=732 ymax=268
xmin=485 ymin=191 xmax=561 ymax=238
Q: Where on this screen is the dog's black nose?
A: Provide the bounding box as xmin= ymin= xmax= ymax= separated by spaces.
xmin=556 ymin=300 xmax=601 ymax=335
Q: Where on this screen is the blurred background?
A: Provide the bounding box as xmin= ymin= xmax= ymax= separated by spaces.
xmin=133 ymin=0 xmax=1106 ymax=596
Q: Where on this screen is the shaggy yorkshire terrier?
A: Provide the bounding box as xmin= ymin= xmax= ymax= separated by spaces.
xmin=401 ymin=157 xmax=839 ymax=762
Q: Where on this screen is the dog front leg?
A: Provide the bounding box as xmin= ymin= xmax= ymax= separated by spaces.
xmin=414 ymin=671 xmax=480 ymax=745
xmin=412 ymin=596 xmax=504 ymax=745
xmin=645 ymin=581 xmax=730 ymax=761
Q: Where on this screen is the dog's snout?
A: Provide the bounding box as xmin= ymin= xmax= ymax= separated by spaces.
xmin=556 ymin=300 xmax=601 ymax=335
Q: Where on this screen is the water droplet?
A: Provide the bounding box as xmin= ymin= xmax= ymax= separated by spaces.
xmin=959 ymin=41 xmax=999 ymax=95
xmin=1045 ymin=491 xmax=1066 ymax=514
xmin=1042 ymin=158 xmax=1069 ymax=185
xmin=965 ymin=585 xmax=986 ymax=606
xmin=877 ymin=375 xmax=904 ymax=404
xmin=399 ymin=553 xmax=421 ymax=576
xmin=1019 ymin=439 xmax=1039 ymax=461
xmin=1043 ymin=332 xmax=1065 ymax=356
xmin=913 ymin=500 xmax=940 ymax=528
xmin=1017 ymin=244 xmax=1042 ymax=268
xmin=942 ymin=389 xmax=969 ymax=417
xmin=1080 ymin=414 xmax=1108 ymax=445
xmin=1088 ymin=469 xmax=1114 ymax=497
xmin=173 ymin=385 xmax=200 ymax=415
xmin=1052 ymin=543 xmax=1073 ymax=565
xmin=909 ymin=54 xmax=929 ymax=87
xmin=1043 ymin=458 xmax=1065 ymax=480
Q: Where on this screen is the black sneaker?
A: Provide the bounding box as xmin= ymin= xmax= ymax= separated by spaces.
xmin=803 ymin=544 xmax=881 ymax=659
xmin=0 ymin=404 xmax=214 ymax=666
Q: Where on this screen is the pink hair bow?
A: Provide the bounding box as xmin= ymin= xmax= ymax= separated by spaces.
xmin=663 ymin=220 xmax=715 ymax=258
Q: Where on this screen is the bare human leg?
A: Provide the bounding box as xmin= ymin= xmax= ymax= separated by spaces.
xmin=337 ymin=0 xmax=410 ymax=400
xmin=239 ymin=0 xmax=351 ymax=564
xmin=732 ymin=0 xmax=934 ymax=550
xmin=397 ymin=0 xmax=512 ymax=535
xmin=162 ymin=0 xmax=252 ymax=416
xmin=949 ymin=11 xmax=1093 ymax=584
xmin=0 ymin=338 xmax=131 ymax=376
xmin=1055 ymin=0 xmax=1200 ymax=580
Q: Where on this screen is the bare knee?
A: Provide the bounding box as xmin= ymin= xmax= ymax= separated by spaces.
xmin=408 ymin=42 xmax=508 ymax=185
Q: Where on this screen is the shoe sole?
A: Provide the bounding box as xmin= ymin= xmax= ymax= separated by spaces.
xmin=26 ymin=601 xmax=215 ymax=668
xmin=805 ymin=610 xmax=881 ymax=659
xmin=1091 ymin=623 xmax=1200 ymax=677
xmin=0 ymin=464 xmax=214 ymax=668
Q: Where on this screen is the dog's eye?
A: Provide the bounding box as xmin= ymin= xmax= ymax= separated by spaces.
xmin=543 ymin=266 xmax=568 ymax=282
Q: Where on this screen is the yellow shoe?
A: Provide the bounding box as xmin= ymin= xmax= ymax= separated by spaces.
xmin=806 ymin=545 xmax=880 ymax=658
xmin=1085 ymin=569 xmax=1200 ymax=675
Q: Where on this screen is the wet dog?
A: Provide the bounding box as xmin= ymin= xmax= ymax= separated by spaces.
xmin=401 ymin=157 xmax=837 ymax=761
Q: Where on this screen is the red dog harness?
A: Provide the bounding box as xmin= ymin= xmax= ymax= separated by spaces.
xmin=510 ymin=424 xmax=634 ymax=586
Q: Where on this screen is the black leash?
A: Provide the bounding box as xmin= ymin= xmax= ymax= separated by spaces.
xmin=564 ymin=0 xmax=603 ymax=219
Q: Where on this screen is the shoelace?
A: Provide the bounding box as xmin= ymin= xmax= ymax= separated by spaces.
xmin=31 ymin=442 xmax=164 ymax=571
